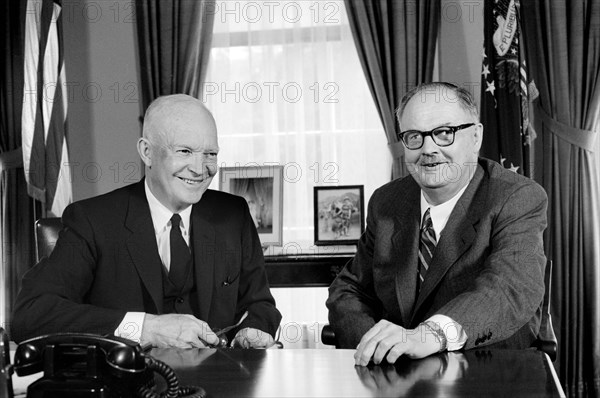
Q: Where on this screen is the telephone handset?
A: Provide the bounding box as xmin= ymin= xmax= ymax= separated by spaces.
xmin=10 ymin=332 xmax=206 ymax=398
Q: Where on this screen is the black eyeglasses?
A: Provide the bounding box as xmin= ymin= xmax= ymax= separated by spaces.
xmin=397 ymin=123 xmax=476 ymax=150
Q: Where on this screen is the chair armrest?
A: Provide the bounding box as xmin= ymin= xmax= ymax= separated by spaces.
xmin=321 ymin=324 xmax=337 ymax=346
xmin=536 ymin=315 xmax=557 ymax=362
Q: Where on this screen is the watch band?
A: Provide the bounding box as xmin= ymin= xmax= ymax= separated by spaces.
xmin=423 ymin=320 xmax=448 ymax=352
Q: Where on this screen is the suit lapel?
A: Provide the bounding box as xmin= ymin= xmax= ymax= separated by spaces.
xmin=390 ymin=181 xmax=421 ymax=325
xmin=411 ymin=165 xmax=487 ymax=321
xmin=190 ymin=201 xmax=216 ymax=321
xmin=125 ymin=181 xmax=164 ymax=313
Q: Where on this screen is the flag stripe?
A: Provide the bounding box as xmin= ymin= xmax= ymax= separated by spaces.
xmin=51 ymin=0 xmax=72 ymax=216
xmin=43 ymin=3 xmax=63 ymax=207
xmin=22 ymin=0 xmax=72 ymax=216
xmin=22 ymin=0 xmax=44 ymax=201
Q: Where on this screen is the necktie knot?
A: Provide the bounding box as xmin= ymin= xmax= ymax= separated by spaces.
xmin=171 ymin=214 xmax=182 ymax=229
xmin=421 ymin=209 xmax=433 ymax=232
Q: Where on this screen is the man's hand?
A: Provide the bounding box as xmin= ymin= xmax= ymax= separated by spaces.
xmin=231 ymin=327 xmax=275 ymax=348
xmin=141 ymin=314 xmax=219 ymax=348
xmin=354 ymin=320 xmax=442 ymax=366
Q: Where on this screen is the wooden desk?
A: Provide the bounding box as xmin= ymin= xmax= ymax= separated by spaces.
xmin=150 ymin=348 xmax=565 ymax=397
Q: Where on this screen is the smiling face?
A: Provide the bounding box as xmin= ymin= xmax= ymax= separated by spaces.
xmin=138 ymin=95 xmax=219 ymax=213
xmin=399 ymin=89 xmax=483 ymax=205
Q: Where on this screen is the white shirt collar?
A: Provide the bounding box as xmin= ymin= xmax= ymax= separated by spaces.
xmin=144 ymin=180 xmax=192 ymax=237
xmin=420 ymin=183 xmax=470 ymax=239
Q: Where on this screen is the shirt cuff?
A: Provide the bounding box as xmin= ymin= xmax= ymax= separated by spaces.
xmin=426 ymin=314 xmax=468 ymax=351
xmin=114 ymin=312 xmax=145 ymax=343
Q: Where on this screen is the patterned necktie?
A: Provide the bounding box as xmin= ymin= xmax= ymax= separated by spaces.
xmin=418 ymin=209 xmax=437 ymax=290
xmin=169 ymin=214 xmax=191 ymax=290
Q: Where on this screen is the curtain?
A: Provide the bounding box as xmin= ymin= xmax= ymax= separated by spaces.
xmin=343 ymin=0 xmax=440 ymax=179
xmin=135 ymin=0 xmax=217 ymax=110
xmin=522 ymin=2 xmax=600 ymax=397
xmin=0 ymin=0 xmax=41 ymax=334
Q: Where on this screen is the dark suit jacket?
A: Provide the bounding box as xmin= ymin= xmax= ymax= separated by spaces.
xmin=327 ymin=158 xmax=547 ymax=349
xmin=12 ymin=181 xmax=281 ymax=343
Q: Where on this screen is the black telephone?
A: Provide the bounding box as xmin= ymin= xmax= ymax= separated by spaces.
xmin=4 ymin=331 xmax=205 ymax=398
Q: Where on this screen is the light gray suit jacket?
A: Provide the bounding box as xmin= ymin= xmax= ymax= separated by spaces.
xmin=327 ymin=158 xmax=547 ymax=349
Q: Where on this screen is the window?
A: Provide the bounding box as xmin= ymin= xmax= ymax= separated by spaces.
xmin=205 ymin=1 xmax=391 ymax=255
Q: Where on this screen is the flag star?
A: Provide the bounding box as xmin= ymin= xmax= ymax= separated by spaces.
xmin=482 ymin=47 xmax=487 ymax=58
xmin=509 ymin=163 xmax=520 ymax=173
xmin=510 ymin=48 xmax=517 ymax=55
xmin=482 ymin=64 xmax=491 ymax=78
xmin=486 ymin=80 xmax=496 ymax=96
xmin=500 ymin=155 xmax=506 ymax=166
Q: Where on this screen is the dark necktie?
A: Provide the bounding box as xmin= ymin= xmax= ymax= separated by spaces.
xmin=418 ymin=209 xmax=437 ymax=290
xmin=169 ymin=214 xmax=191 ymax=290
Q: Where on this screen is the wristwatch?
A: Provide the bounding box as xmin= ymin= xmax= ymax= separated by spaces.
xmin=423 ymin=320 xmax=448 ymax=352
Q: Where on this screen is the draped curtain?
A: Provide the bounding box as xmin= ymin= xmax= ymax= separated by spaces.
xmin=522 ymin=2 xmax=600 ymax=397
xmin=343 ymin=0 xmax=440 ymax=179
xmin=0 ymin=0 xmax=41 ymax=333
xmin=135 ymin=0 xmax=216 ymax=110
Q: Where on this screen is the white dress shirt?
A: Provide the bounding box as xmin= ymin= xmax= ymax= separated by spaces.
xmin=114 ymin=181 xmax=192 ymax=342
xmin=420 ymin=184 xmax=470 ymax=351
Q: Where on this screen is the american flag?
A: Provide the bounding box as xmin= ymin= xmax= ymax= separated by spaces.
xmin=21 ymin=0 xmax=72 ymax=216
xmin=479 ymin=0 xmax=536 ymax=176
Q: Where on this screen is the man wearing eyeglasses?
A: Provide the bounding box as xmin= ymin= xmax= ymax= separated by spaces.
xmin=327 ymin=82 xmax=547 ymax=366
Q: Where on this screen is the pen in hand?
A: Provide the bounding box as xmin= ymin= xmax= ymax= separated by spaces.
xmin=201 ymin=311 xmax=249 ymax=348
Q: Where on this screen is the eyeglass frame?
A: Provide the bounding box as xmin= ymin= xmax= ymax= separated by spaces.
xmin=397 ymin=123 xmax=476 ymax=150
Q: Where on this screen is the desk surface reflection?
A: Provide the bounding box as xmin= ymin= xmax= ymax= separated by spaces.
xmin=150 ymin=348 xmax=564 ymax=398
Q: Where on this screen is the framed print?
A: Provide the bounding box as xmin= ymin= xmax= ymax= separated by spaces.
xmin=219 ymin=165 xmax=284 ymax=246
xmin=314 ymin=185 xmax=365 ymax=246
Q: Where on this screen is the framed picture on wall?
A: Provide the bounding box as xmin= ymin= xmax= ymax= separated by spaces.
xmin=219 ymin=165 xmax=284 ymax=246
xmin=313 ymin=185 xmax=365 ymax=246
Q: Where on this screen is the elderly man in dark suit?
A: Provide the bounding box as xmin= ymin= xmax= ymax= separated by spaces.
xmin=327 ymin=82 xmax=547 ymax=365
xmin=13 ymin=94 xmax=281 ymax=348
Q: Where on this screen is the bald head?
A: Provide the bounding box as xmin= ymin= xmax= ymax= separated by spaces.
xmin=137 ymin=94 xmax=220 ymax=212
xmin=143 ymin=94 xmax=217 ymax=144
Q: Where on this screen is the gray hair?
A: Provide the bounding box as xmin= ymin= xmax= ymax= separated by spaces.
xmin=395 ymin=82 xmax=479 ymax=124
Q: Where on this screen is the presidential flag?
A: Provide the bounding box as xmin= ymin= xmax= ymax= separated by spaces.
xmin=21 ymin=0 xmax=72 ymax=216
xmin=480 ymin=0 xmax=536 ymax=176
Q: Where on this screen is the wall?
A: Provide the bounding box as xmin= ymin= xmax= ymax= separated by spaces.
xmin=62 ymin=0 xmax=142 ymax=201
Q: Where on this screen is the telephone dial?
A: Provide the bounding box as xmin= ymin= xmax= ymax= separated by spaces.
xmin=0 ymin=328 xmax=205 ymax=398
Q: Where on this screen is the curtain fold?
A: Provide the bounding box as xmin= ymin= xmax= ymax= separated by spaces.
xmin=522 ymin=1 xmax=600 ymax=396
xmin=0 ymin=0 xmax=41 ymax=333
xmin=135 ymin=0 xmax=216 ymax=110
xmin=343 ymin=0 xmax=439 ymax=179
